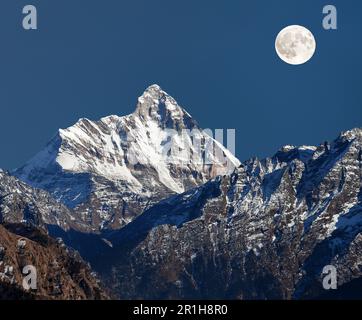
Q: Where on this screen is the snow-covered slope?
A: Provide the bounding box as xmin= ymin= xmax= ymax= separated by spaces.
xmin=99 ymin=128 xmax=362 ymax=299
xmin=0 ymin=169 xmax=87 ymax=231
xmin=15 ymin=85 xmax=240 ymax=231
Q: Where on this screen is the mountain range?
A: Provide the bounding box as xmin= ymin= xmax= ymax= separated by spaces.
xmin=0 ymin=85 xmax=361 ymax=299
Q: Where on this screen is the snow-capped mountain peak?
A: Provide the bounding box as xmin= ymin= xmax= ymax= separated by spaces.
xmin=135 ymin=84 xmax=197 ymax=131
xmin=14 ymin=85 xmax=240 ymax=230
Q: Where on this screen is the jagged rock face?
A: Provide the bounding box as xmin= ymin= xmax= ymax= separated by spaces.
xmin=0 ymin=223 xmax=108 ymax=300
xmin=15 ymin=85 xmax=239 ymax=231
xmin=0 ymin=170 xmax=87 ymax=232
xmin=99 ymin=128 xmax=362 ymax=299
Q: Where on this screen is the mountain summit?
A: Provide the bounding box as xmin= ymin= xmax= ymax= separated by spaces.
xmin=15 ymin=85 xmax=240 ymax=231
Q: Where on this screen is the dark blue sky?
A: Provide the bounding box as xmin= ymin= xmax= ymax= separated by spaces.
xmin=0 ymin=0 xmax=361 ymax=169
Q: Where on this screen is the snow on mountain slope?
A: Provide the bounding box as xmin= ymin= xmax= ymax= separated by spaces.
xmin=0 ymin=169 xmax=88 ymax=231
xmin=98 ymin=128 xmax=362 ymax=299
xmin=15 ymin=85 xmax=240 ymax=231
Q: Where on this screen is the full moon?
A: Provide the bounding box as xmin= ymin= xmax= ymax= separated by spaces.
xmin=275 ymin=25 xmax=316 ymax=65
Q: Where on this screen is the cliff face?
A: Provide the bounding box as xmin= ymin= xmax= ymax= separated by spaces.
xmin=0 ymin=223 xmax=108 ymax=300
